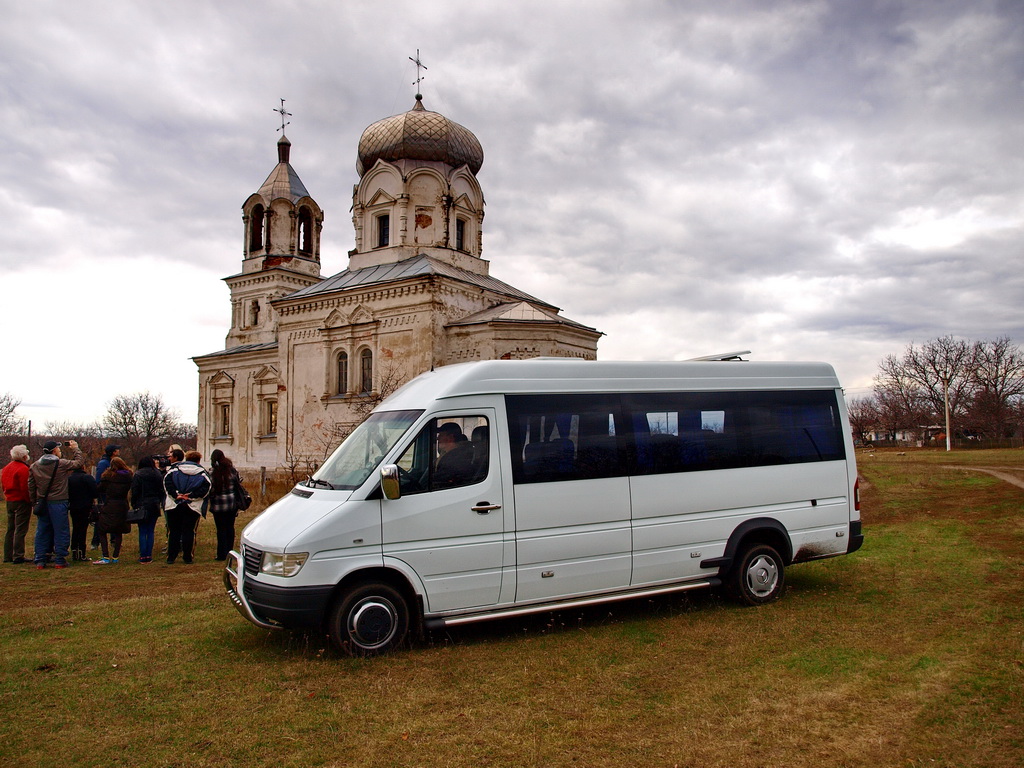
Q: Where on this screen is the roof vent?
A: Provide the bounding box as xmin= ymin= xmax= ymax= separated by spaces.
xmin=687 ymin=350 xmax=751 ymax=361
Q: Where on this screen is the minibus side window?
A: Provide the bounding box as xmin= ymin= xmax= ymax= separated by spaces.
xmin=506 ymin=394 xmax=626 ymax=484
xmin=394 ymin=416 xmax=489 ymax=494
xmin=624 ymin=391 xmax=845 ymax=475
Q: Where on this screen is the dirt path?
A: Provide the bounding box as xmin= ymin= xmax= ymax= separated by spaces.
xmin=941 ymin=465 xmax=1024 ymax=490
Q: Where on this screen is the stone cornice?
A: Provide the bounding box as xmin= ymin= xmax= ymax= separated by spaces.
xmin=273 ymin=278 xmax=435 ymax=316
xmin=224 ymin=269 xmax=322 ymax=289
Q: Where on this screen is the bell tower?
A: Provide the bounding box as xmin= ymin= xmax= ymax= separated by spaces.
xmin=225 ymin=131 xmax=323 ymax=347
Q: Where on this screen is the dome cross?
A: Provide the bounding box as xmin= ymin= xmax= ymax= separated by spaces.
xmin=409 ymin=50 xmax=428 ymax=96
xmin=274 ymin=98 xmax=292 ymax=134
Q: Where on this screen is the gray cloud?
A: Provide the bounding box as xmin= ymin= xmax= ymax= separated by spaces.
xmin=1 ymin=0 xmax=1021 ymax=424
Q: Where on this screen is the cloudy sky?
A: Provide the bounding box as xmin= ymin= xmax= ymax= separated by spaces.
xmin=2 ymin=0 xmax=1022 ymax=430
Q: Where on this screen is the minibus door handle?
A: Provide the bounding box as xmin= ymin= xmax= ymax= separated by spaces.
xmin=472 ymin=502 xmax=502 ymax=514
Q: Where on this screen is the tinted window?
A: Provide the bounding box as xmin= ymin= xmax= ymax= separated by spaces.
xmin=506 ymin=390 xmax=845 ymax=484
xmin=625 ymin=390 xmax=845 ymax=474
xmin=506 ymin=394 xmax=625 ymax=484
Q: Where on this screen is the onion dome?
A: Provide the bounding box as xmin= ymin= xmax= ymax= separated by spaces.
xmin=357 ymin=95 xmax=483 ymax=177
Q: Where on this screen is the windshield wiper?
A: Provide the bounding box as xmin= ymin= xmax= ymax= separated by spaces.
xmin=305 ymin=477 xmax=336 ymax=490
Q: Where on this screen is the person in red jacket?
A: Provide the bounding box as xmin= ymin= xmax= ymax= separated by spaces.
xmin=2 ymin=444 xmax=32 ymax=564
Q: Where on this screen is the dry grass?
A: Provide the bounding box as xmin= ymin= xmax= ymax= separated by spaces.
xmin=1 ymin=454 xmax=1022 ymax=767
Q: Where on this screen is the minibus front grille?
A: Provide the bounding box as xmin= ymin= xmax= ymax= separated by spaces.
xmin=243 ymin=546 xmax=263 ymax=576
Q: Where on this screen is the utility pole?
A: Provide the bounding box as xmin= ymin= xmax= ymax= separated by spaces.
xmin=943 ymin=376 xmax=951 ymax=451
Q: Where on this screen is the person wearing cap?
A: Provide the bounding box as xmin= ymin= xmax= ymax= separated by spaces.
xmin=28 ymin=440 xmax=84 ymax=569
xmin=2 ymin=444 xmax=33 ymax=563
xmin=95 ymin=444 xmax=121 ymax=483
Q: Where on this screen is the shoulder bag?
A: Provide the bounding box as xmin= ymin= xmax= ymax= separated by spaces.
xmin=33 ymin=459 xmax=60 ymax=516
xmin=234 ymin=473 xmax=253 ymax=511
xmin=126 ymin=504 xmax=147 ymax=524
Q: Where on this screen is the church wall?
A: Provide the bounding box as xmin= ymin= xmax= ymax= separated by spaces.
xmin=408 ymin=171 xmax=444 ymax=247
xmin=271 ymin=285 xmax=443 ymax=470
xmin=445 ymin=323 xmax=599 ymax=362
xmin=195 ymin=347 xmax=282 ymax=473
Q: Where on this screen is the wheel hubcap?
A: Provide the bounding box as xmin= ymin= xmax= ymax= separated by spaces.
xmin=745 ymin=555 xmax=779 ymax=598
xmin=349 ymin=598 xmax=397 ymax=648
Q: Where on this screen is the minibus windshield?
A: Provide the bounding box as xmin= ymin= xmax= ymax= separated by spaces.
xmin=309 ymin=409 xmax=423 ymax=490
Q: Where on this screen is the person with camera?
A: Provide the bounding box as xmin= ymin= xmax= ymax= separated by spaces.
xmin=28 ymin=440 xmax=84 ymax=569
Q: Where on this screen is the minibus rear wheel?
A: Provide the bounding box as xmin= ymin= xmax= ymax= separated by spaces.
xmin=729 ymin=543 xmax=785 ymax=606
xmin=328 ymin=582 xmax=410 ymax=656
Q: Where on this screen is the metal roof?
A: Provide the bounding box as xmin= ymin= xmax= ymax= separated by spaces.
xmin=284 ymin=254 xmax=553 ymax=307
xmin=357 ymin=96 xmax=483 ymax=177
xmin=192 ymin=342 xmax=278 ymax=361
xmin=256 ymin=162 xmax=309 ymax=203
xmin=447 ymin=301 xmax=596 ymax=332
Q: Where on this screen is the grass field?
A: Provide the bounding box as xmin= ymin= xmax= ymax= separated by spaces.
xmin=1 ymin=450 xmax=1021 ymax=767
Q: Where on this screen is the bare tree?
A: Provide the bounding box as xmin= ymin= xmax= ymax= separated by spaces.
xmin=0 ymin=393 xmax=26 ymax=435
xmin=102 ymin=392 xmax=181 ymax=461
xmin=967 ymin=337 xmax=1024 ymax=439
xmin=43 ymin=421 xmax=105 ymax=468
xmin=877 ymin=337 xmax=974 ymax=449
xmin=872 ymin=336 xmax=1024 ymax=445
xmin=174 ymin=421 xmax=198 ymax=446
xmin=846 ymin=396 xmax=880 ymax=444
xmin=902 ymin=337 xmax=975 ymax=430
xmin=873 ymin=354 xmax=930 ymax=441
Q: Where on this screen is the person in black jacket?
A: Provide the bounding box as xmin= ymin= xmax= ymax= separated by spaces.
xmin=67 ymin=466 xmax=98 ymax=562
xmin=130 ymin=456 xmax=166 ymax=564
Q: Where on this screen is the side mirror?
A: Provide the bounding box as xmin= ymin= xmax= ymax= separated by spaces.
xmin=380 ymin=464 xmax=401 ymax=500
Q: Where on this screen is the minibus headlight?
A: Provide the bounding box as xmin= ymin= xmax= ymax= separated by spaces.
xmin=261 ymin=552 xmax=308 ymax=577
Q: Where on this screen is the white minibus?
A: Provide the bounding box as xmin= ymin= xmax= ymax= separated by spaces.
xmin=225 ymin=358 xmax=863 ymax=655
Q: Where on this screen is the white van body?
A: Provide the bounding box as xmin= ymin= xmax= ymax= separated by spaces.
xmin=225 ymin=359 xmax=862 ymax=655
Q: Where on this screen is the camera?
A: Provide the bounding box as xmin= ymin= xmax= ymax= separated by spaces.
xmin=153 ymin=454 xmax=172 ymax=470
xmin=63 ymin=441 xmax=72 ymax=447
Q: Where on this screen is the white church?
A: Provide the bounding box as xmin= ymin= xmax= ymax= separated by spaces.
xmin=193 ymin=94 xmax=602 ymax=473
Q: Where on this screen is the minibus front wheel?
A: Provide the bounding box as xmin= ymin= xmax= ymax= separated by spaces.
xmin=327 ymin=582 xmax=410 ymax=656
xmin=729 ymin=543 xmax=785 ymax=606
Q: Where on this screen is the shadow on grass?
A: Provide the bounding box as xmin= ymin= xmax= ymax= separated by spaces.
xmin=236 ymin=573 xmax=853 ymax=661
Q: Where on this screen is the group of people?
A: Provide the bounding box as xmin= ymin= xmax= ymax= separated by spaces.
xmin=2 ymin=441 xmax=248 ymax=569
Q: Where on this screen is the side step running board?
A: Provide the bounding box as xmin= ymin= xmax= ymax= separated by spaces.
xmin=424 ymin=578 xmax=721 ymax=631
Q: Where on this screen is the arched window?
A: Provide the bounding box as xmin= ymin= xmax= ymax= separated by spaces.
xmin=298 ymin=207 xmax=313 ymax=255
xmin=249 ymin=205 xmax=265 ymax=253
xmin=336 ymin=351 xmax=349 ymax=395
xmin=360 ymin=349 xmax=373 ymax=394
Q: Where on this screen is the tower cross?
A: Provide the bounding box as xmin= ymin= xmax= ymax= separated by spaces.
xmin=274 ymin=98 xmax=292 ymax=133
xmin=409 ymin=50 xmax=428 ymax=95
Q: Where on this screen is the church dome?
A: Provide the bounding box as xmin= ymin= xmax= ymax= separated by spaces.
xmin=357 ymin=95 xmax=483 ymax=177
